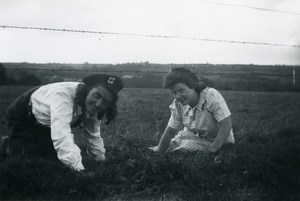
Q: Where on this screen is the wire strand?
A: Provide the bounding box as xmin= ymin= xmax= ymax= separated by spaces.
xmin=196 ymin=0 xmax=300 ymax=16
xmin=1 ymin=25 xmax=299 ymax=48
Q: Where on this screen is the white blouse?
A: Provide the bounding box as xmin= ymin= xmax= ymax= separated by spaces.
xmin=30 ymin=82 xmax=105 ymax=171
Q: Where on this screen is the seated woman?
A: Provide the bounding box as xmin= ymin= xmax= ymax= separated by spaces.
xmin=1 ymin=74 xmax=123 ymax=171
xmin=149 ymin=68 xmax=234 ymax=153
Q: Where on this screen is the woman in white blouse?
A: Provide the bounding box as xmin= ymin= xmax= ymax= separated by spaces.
xmin=149 ymin=68 xmax=234 ymax=153
xmin=4 ymin=74 xmax=123 ymax=171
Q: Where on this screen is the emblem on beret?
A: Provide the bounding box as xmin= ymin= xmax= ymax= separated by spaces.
xmin=108 ymin=77 xmax=115 ymax=84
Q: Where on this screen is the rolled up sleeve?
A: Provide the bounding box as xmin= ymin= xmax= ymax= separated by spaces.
xmin=167 ymin=100 xmax=182 ymax=129
xmin=206 ymin=88 xmax=231 ymax=122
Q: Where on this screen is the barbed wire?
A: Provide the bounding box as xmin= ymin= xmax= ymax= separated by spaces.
xmin=1 ymin=25 xmax=300 ymax=48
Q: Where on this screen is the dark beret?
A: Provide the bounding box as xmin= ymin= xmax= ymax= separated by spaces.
xmin=83 ymin=74 xmax=124 ymax=96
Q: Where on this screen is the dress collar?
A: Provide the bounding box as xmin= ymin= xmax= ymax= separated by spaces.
xmin=183 ymin=87 xmax=207 ymax=115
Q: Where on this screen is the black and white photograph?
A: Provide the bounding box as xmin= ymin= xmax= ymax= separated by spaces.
xmin=0 ymin=0 xmax=300 ymax=200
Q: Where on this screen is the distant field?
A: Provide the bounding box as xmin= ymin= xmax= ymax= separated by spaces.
xmin=0 ymin=86 xmax=300 ymax=200
xmin=3 ymin=63 xmax=300 ymax=91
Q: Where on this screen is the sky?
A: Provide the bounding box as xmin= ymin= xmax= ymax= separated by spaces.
xmin=0 ymin=0 xmax=300 ymax=65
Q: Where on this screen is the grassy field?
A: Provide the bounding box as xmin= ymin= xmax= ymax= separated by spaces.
xmin=0 ymin=86 xmax=300 ymax=200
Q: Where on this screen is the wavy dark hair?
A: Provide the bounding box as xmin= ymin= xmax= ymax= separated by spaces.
xmin=75 ymin=83 xmax=118 ymax=125
xmin=163 ymin=68 xmax=206 ymax=93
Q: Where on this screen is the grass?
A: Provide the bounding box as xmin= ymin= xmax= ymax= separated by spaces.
xmin=0 ymin=86 xmax=300 ymax=200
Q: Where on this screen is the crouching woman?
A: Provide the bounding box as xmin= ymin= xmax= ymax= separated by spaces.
xmin=149 ymin=68 xmax=234 ymax=153
xmin=3 ymin=74 xmax=123 ymax=171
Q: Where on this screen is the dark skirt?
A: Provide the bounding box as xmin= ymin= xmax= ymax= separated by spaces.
xmin=6 ymin=87 xmax=58 ymax=160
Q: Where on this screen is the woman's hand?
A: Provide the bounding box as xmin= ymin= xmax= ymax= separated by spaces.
xmin=148 ymin=145 xmax=160 ymax=152
xmin=149 ymin=127 xmax=177 ymax=153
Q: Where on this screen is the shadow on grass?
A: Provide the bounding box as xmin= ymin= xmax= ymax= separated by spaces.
xmin=1 ymin=126 xmax=300 ymax=201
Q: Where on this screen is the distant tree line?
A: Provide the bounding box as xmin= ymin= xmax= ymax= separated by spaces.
xmin=1 ymin=62 xmax=299 ymax=92
xmin=0 ymin=63 xmax=41 ymax=86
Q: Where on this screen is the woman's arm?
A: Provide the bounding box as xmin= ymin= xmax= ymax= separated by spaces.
xmin=207 ymin=116 xmax=232 ymax=152
xmin=50 ymin=93 xmax=85 ymax=171
xmin=84 ymin=115 xmax=106 ymax=161
xmin=149 ymin=126 xmax=178 ymax=153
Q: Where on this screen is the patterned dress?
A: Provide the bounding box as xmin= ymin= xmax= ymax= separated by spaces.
xmin=167 ymin=87 xmax=235 ymax=152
